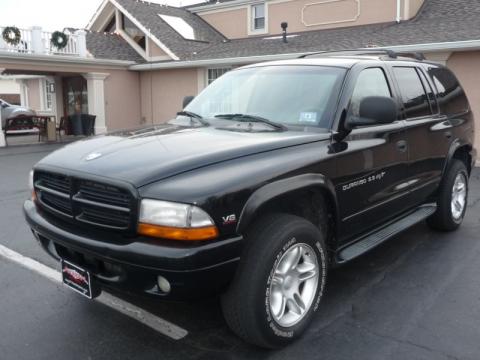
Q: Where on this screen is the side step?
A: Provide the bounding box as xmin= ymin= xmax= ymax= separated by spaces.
xmin=337 ymin=204 xmax=437 ymax=263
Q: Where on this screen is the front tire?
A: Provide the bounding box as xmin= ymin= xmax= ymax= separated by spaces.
xmin=427 ymin=159 xmax=469 ymax=231
xmin=221 ymin=214 xmax=328 ymax=348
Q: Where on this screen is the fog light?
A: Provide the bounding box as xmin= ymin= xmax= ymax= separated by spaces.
xmin=157 ymin=275 xmax=171 ymax=294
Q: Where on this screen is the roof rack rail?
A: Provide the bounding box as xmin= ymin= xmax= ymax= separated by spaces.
xmin=298 ymin=49 xmax=398 ymax=59
xmin=396 ymin=52 xmax=426 ymax=61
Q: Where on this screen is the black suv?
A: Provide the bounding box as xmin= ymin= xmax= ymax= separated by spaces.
xmin=24 ymin=50 xmax=476 ymax=348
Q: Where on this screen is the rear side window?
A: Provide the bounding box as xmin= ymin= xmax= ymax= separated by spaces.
xmin=393 ymin=67 xmax=432 ymax=119
xmin=427 ymin=67 xmax=469 ymax=116
xmin=349 ymin=68 xmax=392 ymax=117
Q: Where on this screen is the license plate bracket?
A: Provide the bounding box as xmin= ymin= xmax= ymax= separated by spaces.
xmin=61 ymin=259 xmax=95 ymax=299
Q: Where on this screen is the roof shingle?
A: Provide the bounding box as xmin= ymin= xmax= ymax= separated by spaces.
xmin=86 ymin=31 xmax=145 ymax=62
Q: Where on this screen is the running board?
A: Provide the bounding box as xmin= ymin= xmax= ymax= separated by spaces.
xmin=337 ymin=204 xmax=437 ymax=263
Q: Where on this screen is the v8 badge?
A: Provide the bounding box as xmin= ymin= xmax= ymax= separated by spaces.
xmin=222 ymin=214 xmax=237 ymax=225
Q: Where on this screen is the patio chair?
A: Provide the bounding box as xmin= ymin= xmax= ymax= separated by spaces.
xmin=57 ymin=116 xmax=73 ymax=140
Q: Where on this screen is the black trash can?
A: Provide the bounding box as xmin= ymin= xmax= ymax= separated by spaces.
xmin=71 ymin=113 xmax=83 ymax=135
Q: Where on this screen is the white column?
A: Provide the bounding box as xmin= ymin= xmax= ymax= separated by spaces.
xmin=31 ymin=26 xmax=44 ymax=54
xmin=75 ymin=30 xmax=87 ymax=57
xmin=0 ymin=68 xmax=5 ymax=147
xmin=83 ymin=73 xmax=109 ymax=134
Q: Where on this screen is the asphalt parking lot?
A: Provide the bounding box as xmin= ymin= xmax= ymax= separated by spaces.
xmin=1 ymin=144 xmax=480 ymax=360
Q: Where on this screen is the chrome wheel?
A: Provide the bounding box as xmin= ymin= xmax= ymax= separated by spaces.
xmin=451 ymin=173 xmax=467 ymax=221
xmin=269 ymin=243 xmax=319 ymax=328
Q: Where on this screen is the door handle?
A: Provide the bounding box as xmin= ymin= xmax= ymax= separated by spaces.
xmin=396 ymin=140 xmax=407 ymax=152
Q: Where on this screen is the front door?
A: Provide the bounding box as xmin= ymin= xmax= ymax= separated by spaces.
xmin=334 ymin=66 xmax=409 ymax=242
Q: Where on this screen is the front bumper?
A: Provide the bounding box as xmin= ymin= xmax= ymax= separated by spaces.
xmin=23 ymin=200 xmax=242 ymax=300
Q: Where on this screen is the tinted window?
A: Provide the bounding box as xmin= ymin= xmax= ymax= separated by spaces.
xmin=349 ymin=68 xmax=392 ymax=117
xmin=418 ymin=69 xmax=438 ymax=114
xmin=394 ymin=67 xmax=432 ymax=118
xmin=428 ymin=67 xmax=469 ymax=116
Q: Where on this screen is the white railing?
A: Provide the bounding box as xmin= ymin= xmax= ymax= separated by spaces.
xmin=0 ymin=26 xmax=87 ymax=57
xmin=0 ymin=27 xmax=33 ymax=54
xmin=41 ymin=31 xmax=79 ymax=56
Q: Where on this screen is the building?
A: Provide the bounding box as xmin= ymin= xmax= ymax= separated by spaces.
xmin=1 ymin=0 xmax=480 ymax=148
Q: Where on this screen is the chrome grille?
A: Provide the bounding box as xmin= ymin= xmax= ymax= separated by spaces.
xmin=34 ymin=171 xmax=135 ymax=231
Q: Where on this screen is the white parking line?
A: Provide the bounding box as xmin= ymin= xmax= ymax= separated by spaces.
xmin=0 ymin=244 xmax=188 ymax=340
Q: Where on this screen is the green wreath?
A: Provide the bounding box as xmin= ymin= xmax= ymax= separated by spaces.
xmin=50 ymin=31 xmax=69 ymax=49
xmin=2 ymin=26 xmax=21 ymax=45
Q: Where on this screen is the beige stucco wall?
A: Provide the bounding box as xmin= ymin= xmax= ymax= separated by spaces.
xmin=148 ymin=38 xmax=170 ymax=59
xmin=198 ymin=0 xmax=425 ymax=38
xmin=25 ymin=78 xmax=41 ymax=111
xmin=404 ymin=0 xmax=424 ymax=19
xmin=140 ymin=68 xmax=198 ymax=124
xmin=269 ymin=0 xmax=396 ymax=34
xmin=200 ymin=7 xmax=249 ymax=39
xmin=104 ymin=69 xmax=142 ymax=130
xmin=198 ymin=0 xmax=424 ymax=39
xmin=447 ymin=51 xmax=480 ymax=150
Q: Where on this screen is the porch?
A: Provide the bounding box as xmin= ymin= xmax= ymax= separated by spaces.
xmin=0 ymin=65 xmax=109 ymax=147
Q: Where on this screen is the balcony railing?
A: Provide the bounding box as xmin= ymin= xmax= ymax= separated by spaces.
xmin=0 ymin=26 xmax=87 ymax=57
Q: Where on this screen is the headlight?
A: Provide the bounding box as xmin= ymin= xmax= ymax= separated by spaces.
xmin=138 ymin=199 xmax=218 ymax=241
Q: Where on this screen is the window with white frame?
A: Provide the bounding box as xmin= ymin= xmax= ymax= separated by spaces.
xmin=252 ymin=3 xmax=265 ymax=31
xmin=207 ymin=68 xmax=231 ymax=85
xmin=43 ymin=79 xmax=55 ymax=111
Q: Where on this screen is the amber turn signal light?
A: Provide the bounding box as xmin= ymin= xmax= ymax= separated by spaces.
xmin=138 ymin=223 xmax=219 ymax=241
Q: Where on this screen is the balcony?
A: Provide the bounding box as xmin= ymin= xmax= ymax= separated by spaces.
xmin=0 ymin=26 xmax=87 ymax=57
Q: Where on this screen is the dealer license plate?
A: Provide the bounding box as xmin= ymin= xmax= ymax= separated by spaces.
xmin=61 ymin=259 xmax=94 ymax=299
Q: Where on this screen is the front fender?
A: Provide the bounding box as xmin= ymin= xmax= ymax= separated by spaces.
xmin=236 ymin=173 xmax=338 ymax=233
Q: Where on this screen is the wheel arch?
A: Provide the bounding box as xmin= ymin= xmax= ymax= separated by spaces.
xmin=444 ymin=140 xmax=474 ymax=176
xmin=236 ymin=174 xmax=339 ymax=248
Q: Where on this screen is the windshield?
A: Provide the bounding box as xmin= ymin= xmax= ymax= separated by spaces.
xmin=185 ymin=65 xmax=346 ymax=129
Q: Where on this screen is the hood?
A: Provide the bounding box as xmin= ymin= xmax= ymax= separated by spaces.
xmin=37 ymin=124 xmax=330 ymax=187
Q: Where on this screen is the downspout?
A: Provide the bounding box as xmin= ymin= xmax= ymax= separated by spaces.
xmin=396 ymin=0 xmax=402 ymax=23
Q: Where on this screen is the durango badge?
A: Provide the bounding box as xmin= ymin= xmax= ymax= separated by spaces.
xmin=85 ymin=152 xmax=102 ymax=161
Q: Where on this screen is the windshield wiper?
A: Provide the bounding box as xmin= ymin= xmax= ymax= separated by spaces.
xmin=176 ymin=111 xmax=210 ymax=126
xmin=214 ymin=113 xmax=287 ymax=131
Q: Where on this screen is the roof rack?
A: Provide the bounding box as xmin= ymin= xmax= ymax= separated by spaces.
xmin=298 ymin=49 xmax=426 ymax=61
xmin=298 ymin=49 xmax=398 ymax=59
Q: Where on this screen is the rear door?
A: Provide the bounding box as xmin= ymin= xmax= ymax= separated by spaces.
xmin=392 ymin=65 xmax=452 ymax=205
xmin=335 ymin=65 xmax=409 ymax=242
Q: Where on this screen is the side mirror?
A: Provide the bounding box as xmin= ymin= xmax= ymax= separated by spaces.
xmin=182 ymin=96 xmax=194 ymax=109
xmin=347 ymin=96 xmax=397 ymax=128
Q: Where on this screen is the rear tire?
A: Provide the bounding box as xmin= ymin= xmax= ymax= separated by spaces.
xmin=221 ymin=213 xmax=328 ymax=348
xmin=427 ymin=159 xmax=468 ymax=231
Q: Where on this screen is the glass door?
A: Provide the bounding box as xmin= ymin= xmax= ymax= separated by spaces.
xmin=63 ymin=76 xmax=88 ymax=118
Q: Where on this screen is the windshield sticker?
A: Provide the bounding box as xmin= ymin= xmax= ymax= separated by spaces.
xmin=299 ymin=112 xmax=318 ymax=123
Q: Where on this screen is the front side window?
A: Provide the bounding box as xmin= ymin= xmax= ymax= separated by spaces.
xmin=185 ymin=65 xmax=346 ymax=129
xmin=121 ymin=13 xmax=146 ymax=50
xmin=393 ymin=67 xmax=432 ymax=119
xmin=252 ymin=3 xmax=265 ymax=30
xmin=349 ymin=68 xmax=392 ymax=117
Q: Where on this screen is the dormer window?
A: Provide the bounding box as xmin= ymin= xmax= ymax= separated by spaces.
xmin=121 ymin=13 xmax=146 ymax=51
xmin=252 ymin=3 xmax=265 ymax=31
